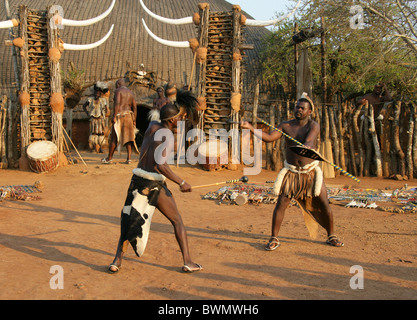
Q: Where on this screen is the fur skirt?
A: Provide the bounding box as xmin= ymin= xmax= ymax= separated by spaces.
xmin=273 ymin=161 xmax=323 ymax=199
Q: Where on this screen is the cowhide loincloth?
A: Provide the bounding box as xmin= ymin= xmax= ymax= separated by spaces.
xmin=273 ymin=161 xmax=327 ymax=239
xmin=120 ymin=168 xmax=170 ymax=257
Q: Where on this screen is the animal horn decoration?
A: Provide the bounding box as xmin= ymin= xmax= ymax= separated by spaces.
xmin=141 ymin=18 xmax=190 ymax=48
xmin=140 ymin=0 xmax=300 ymax=28
xmin=244 ymin=0 xmax=301 ymax=27
xmin=0 ymin=19 xmax=19 ymax=29
xmin=139 ymin=0 xmax=193 ymax=25
xmin=62 ymin=0 xmax=116 ymax=27
xmin=63 ymin=24 xmax=114 ymax=50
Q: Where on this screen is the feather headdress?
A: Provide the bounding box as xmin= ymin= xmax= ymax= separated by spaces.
xmin=161 ymin=89 xmax=199 ymax=125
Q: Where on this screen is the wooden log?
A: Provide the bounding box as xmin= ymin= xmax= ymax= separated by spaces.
xmin=252 ymin=83 xmax=259 ymax=130
xmin=406 ymin=103 xmax=414 ymax=179
xmin=392 ymin=101 xmax=405 ymax=176
xmin=328 ymin=105 xmax=339 ymax=173
xmin=368 ymin=103 xmax=383 ymax=177
xmin=337 ymin=101 xmax=346 ymax=171
xmin=266 ymin=104 xmax=274 ymax=170
xmin=47 ymin=6 xmax=64 ymax=153
xmin=363 ymin=102 xmax=372 ymax=176
xmin=412 ymin=103 xmax=417 ymax=178
xmin=319 ymin=104 xmax=335 ymax=178
xmin=0 ymin=96 xmax=7 ymax=168
xmin=275 ymin=102 xmax=283 ymax=170
xmin=230 ymin=7 xmax=242 ymax=164
xmin=19 ymin=6 xmax=31 ymax=154
xmin=195 ymin=4 xmax=210 ymax=144
xmin=352 ymin=103 xmax=364 ymax=176
xmin=346 ymin=102 xmax=358 ymax=177
xmin=382 ymin=103 xmax=391 ymax=177
xmin=270 ymin=103 xmax=280 ymax=171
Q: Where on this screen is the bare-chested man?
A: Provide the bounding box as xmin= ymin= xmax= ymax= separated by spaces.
xmin=241 ymin=94 xmax=343 ymax=250
xmin=153 ymin=87 xmax=169 ymax=110
xmin=356 ymin=83 xmax=392 ymax=120
xmin=102 ymin=79 xmax=137 ymax=164
xmin=108 ymin=90 xmax=202 ymax=274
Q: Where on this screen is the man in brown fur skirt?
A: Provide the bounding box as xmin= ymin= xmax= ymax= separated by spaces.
xmin=102 ymin=79 xmax=138 ymax=164
xmin=241 ymin=93 xmax=343 ymax=250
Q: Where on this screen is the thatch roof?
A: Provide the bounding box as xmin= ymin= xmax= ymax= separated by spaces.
xmin=0 ymin=0 xmax=272 ymax=95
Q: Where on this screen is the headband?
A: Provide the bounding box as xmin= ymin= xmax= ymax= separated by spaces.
xmin=299 ymin=92 xmax=315 ymax=113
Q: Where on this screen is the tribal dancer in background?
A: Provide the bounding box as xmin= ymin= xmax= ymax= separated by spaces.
xmin=102 ymin=79 xmax=138 ymax=164
xmin=83 ymin=82 xmax=110 ymax=153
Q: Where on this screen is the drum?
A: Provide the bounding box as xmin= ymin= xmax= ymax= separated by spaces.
xmin=198 ymin=140 xmax=228 ymax=171
xmin=27 ymin=141 xmax=59 ymax=173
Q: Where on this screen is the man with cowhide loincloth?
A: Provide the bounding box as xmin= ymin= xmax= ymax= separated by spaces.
xmin=241 ymin=93 xmax=343 ymax=250
xmin=102 ymin=79 xmax=138 ymax=164
xmin=108 ymin=89 xmax=202 ymax=274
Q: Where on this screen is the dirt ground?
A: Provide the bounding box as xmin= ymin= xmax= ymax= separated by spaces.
xmin=1 ymin=150 xmax=416 ymax=301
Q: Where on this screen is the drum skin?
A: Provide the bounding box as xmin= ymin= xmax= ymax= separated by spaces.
xmin=198 ymin=140 xmax=228 ymax=171
xmin=26 ymin=141 xmax=59 ymax=173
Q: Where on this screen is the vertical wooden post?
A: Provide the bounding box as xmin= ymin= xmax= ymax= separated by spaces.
xmin=337 ymin=101 xmax=346 ymax=170
xmin=320 ymin=15 xmax=327 ymax=148
xmin=412 ymin=103 xmax=417 ymax=178
xmin=347 ymin=102 xmax=358 ymax=177
xmin=231 ymin=5 xmax=243 ymax=163
xmin=270 ymin=103 xmax=279 ymax=171
xmin=363 ymin=102 xmax=372 ymax=176
xmin=320 ymin=16 xmax=327 ymax=106
xmin=275 ymin=102 xmax=283 ymax=170
xmin=406 ymin=103 xmax=414 ymax=180
xmin=0 ymin=96 xmax=7 ymax=168
xmin=294 ymin=22 xmax=298 ymax=99
xmin=7 ymin=98 xmax=14 ymax=167
xmin=19 ymin=6 xmax=31 ymax=156
xmin=382 ymin=103 xmax=391 ymax=177
xmin=252 ymin=82 xmax=259 ymax=130
xmin=47 ymin=5 xmax=64 ymax=153
xmin=195 ymin=3 xmax=209 ymax=144
xmin=249 ymin=83 xmax=259 ymax=169
xmin=353 ymin=103 xmax=363 ymax=176
xmin=328 ymin=105 xmax=339 ymax=169
xmin=266 ymin=103 xmax=274 ymax=170
xmin=368 ymin=103 xmax=383 ymax=177
xmin=392 ymin=101 xmax=405 ymax=177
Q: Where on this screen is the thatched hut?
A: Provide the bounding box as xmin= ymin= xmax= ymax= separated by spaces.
xmin=0 ymin=0 xmax=281 ymax=168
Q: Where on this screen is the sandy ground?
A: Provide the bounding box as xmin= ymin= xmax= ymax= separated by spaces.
xmin=0 ymin=150 xmax=416 ymax=301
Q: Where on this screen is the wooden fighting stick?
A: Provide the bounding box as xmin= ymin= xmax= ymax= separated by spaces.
xmin=193 ymin=176 xmax=249 ymax=189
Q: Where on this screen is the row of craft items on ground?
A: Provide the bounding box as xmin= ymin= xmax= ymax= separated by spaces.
xmin=201 ymin=182 xmax=417 ymax=213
